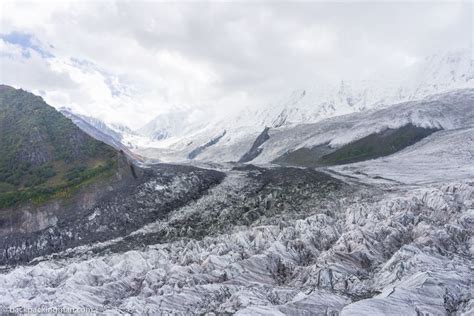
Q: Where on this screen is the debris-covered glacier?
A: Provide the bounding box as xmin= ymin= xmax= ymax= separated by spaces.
xmin=0 ymin=163 xmax=472 ymax=315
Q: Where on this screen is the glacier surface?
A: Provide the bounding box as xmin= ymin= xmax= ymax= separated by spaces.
xmin=0 ymin=163 xmax=472 ymax=314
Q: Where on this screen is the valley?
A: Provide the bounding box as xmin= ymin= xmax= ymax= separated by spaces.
xmin=1 ymin=2 xmax=473 ymax=314
xmin=0 ymin=81 xmax=472 ymax=315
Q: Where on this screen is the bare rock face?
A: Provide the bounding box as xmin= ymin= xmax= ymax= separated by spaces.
xmin=0 ymin=164 xmax=471 ymax=315
xmin=239 ymin=127 xmax=270 ymax=163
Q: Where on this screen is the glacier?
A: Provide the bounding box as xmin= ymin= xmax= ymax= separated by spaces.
xmin=0 ymin=179 xmax=472 ymax=314
xmin=0 ymin=152 xmax=472 ymax=314
xmin=0 ymin=49 xmax=472 ymax=315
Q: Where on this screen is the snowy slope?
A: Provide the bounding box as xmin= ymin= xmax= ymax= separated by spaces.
xmin=56 ymin=49 xmax=473 ymax=165
xmin=59 ymin=108 xmax=146 ymax=162
xmin=59 ymin=108 xmax=136 ymax=144
xmin=250 ymin=88 xmax=474 ymax=163
xmin=330 ymin=126 xmax=474 ymax=184
xmin=233 ymin=49 xmax=473 ymax=129
xmin=136 ymin=89 xmax=474 ymax=164
xmin=137 ymin=109 xmax=209 ymax=141
xmin=133 ymin=49 xmax=473 ymax=163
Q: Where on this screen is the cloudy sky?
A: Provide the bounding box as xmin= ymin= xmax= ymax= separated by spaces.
xmin=0 ymin=0 xmax=472 ymax=128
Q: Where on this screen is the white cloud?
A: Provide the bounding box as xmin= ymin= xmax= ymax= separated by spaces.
xmin=0 ymin=0 xmax=471 ymax=128
xmin=0 ymin=40 xmax=76 ymax=90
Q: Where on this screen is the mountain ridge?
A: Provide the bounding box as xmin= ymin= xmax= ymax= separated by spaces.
xmin=0 ymin=85 xmax=120 ymax=208
xmin=125 ymin=49 xmax=473 ymax=160
xmin=38 ymin=49 xmax=473 ymax=166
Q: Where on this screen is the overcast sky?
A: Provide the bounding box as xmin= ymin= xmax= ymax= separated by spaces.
xmin=0 ymin=0 xmax=472 ymax=128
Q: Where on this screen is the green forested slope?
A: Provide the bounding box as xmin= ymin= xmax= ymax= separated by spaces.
xmin=0 ymin=85 xmax=117 ymax=208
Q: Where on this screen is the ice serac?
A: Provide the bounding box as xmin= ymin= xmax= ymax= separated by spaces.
xmin=0 ymin=166 xmax=471 ymax=314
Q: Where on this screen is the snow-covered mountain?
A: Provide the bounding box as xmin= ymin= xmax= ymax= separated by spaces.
xmin=59 ymin=108 xmax=129 ymax=148
xmin=132 ymin=49 xmax=473 ymax=162
xmin=59 ymin=108 xmax=145 ymax=162
xmin=135 ymin=88 xmax=474 ymax=165
xmin=221 ymin=49 xmax=473 ymax=131
xmin=58 ymin=49 xmax=473 ymax=164
xmin=2 ymin=53 xmax=473 ymax=315
xmin=138 ymin=109 xmax=209 ymax=141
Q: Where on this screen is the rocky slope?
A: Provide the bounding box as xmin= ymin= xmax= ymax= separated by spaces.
xmin=0 ymin=163 xmax=224 ymax=265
